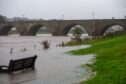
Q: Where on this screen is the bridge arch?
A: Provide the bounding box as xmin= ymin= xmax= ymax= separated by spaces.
xmin=62 ymin=24 xmax=90 ymax=36
xmin=26 ymin=24 xmax=52 ymax=36
xmin=0 ymin=24 xmax=20 ymax=36
xmin=36 ymin=26 xmax=52 ymax=36
xmin=101 ymin=24 xmax=125 ymax=36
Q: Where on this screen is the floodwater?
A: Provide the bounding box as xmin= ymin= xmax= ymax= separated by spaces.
xmin=0 ymin=36 xmax=95 ymax=84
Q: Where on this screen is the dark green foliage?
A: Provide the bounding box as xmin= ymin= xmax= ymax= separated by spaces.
xmin=72 ymin=26 xmax=84 ymax=37
xmin=0 ymin=15 xmax=7 ymax=22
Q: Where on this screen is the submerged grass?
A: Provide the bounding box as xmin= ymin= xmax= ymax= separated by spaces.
xmin=64 ymin=40 xmax=91 ymax=46
xmin=69 ymin=34 xmax=126 ymax=84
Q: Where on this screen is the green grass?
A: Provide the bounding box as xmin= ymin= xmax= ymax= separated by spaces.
xmin=69 ymin=34 xmax=126 ymax=84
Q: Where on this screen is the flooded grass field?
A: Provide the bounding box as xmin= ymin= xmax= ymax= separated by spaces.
xmin=0 ymin=36 xmax=95 ymax=84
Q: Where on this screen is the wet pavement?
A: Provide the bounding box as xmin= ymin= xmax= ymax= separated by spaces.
xmin=0 ymin=36 xmax=95 ymax=84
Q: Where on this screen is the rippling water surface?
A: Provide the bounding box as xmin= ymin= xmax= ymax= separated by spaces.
xmin=0 ymin=36 xmax=94 ymax=84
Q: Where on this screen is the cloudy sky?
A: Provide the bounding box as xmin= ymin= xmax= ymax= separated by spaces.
xmin=0 ymin=0 xmax=126 ymax=20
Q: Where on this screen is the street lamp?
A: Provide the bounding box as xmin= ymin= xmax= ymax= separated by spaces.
xmin=62 ymin=15 xmax=64 ymax=20
xmin=92 ymin=12 xmax=94 ymax=20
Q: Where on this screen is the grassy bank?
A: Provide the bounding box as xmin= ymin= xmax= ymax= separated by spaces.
xmin=70 ymin=34 xmax=126 ymax=84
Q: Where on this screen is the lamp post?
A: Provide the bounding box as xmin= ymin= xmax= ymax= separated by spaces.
xmin=62 ymin=15 xmax=64 ymax=20
xmin=22 ymin=14 xmax=25 ymax=21
xmin=92 ymin=12 xmax=94 ymax=20
xmin=92 ymin=12 xmax=95 ymax=36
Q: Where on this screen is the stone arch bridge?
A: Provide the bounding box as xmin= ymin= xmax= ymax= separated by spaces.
xmin=0 ymin=19 xmax=126 ymax=36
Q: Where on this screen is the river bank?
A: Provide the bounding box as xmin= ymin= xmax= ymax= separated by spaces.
xmin=69 ymin=34 xmax=126 ymax=84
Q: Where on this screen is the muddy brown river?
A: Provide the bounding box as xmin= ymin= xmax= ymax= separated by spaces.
xmin=0 ymin=36 xmax=95 ymax=84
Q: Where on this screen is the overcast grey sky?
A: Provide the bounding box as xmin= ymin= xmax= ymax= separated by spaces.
xmin=0 ymin=0 xmax=126 ymax=20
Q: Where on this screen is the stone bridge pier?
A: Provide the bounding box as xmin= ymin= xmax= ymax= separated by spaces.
xmin=0 ymin=19 xmax=126 ymax=36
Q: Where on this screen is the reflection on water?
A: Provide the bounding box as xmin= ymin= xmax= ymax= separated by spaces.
xmin=0 ymin=36 xmax=95 ymax=84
